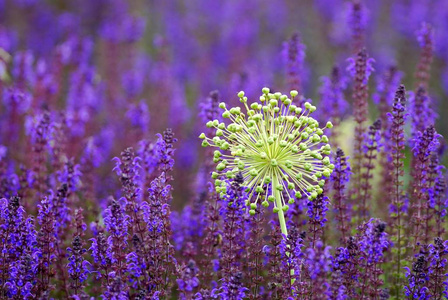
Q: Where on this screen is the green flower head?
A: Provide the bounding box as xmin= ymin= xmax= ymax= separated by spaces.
xmin=200 ymin=88 xmax=334 ymax=213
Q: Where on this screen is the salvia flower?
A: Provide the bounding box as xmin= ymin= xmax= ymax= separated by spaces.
xmin=404 ymin=252 xmax=430 ymax=299
xmin=67 ymin=235 xmax=91 ymax=295
xmin=200 ymin=88 xmax=334 ymax=236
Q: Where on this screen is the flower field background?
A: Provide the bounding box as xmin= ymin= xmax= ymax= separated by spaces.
xmin=0 ymin=0 xmax=448 ymax=299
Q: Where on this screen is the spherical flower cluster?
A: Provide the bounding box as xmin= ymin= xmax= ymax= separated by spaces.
xmin=200 ymin=88 xmax=334 ymax=215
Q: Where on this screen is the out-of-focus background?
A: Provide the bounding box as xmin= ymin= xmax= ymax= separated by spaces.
xmin=1 ymin=0 xmax=447 ymax=208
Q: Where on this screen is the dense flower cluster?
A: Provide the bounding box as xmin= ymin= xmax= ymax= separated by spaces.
xmin=0 ymin=0 xmax=447 ymax=299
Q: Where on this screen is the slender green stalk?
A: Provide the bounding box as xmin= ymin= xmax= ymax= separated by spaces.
xmin=273 ymin=177 xmax=288 ymax=237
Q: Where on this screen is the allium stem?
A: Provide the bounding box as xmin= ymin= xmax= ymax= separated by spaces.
xmin=273 ymin=177 xmax=288 ymax=237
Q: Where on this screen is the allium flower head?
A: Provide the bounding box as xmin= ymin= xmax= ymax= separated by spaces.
xmin=200 ymin=88 xmax=334 ymax=214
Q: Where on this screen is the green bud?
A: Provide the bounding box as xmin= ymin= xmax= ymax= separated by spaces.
xmin=321 ymin=135 xmax=329 ymax=143
xmin=212 ymin=172 xmax=219 ymax=179
xmin=273 ymin=207 xmax=280 ymax=213
xmin=326 ymin=121 xmax=333 ymax=128
xmin=262 ymin=200 xmax=269 ymax=207
xmin=226 ymin=171 xmax=234 ymax=179
xmin=230 ymin=107 xmax=241 ymax=115
xmin=264 ymin=176 xmax=271 ymax=184
xmin=282 ymin=205 xmax=289 ymax=212
xmin=217 ymin=163 xmax=226 ymax=171
xmin=202 ymin=140 xmax=210 ymax=147
xmin=255 ymin=185 xmax=264 ymax=193
xmin=216 ymin=129 xmax=223 ymax=137
xmin=288 ymin=182 xmax=294 ymax=189
xmin=270 ymin=99 xmax=278 ymax=107
xmin=290 ymin=90 xmax=298 ymax=97
xmin=301 ymin=132 xmax=309 ymax=139
xmin=218 ymin=123 xmax=225 ymax=129
xmin=220 ymin=142 xmax=229 ymax=150
xmin=219 ymin=102 xmax=226 ymax=109
xmin=268 ymin=195 xmax=275 ymax=202
xmin=262 ymin=87 xmax=270 ymax=94
xmin=206 ymin=121 xmax=213 ymax=128
xmin=295 ymin=107 xmax=302 ymax=114
xmin=249 ymin=209 xmax=256 ymax=216
xmin=322 ymin=169 xmax=331 ymax=177
xmin=296 ymin=172 xmax=303 ymax=180
xmin=288 ymin=198 xmax=295 ymax=204
xmin=291 ymin=145 xmax=299 ymax=153
xmin=249 ymin=169 xmax=259 ymax=177
xmin=310 ymin=105 xmax=317 ymax=112
xmin=318 ymin=180 xmax=325 ymax=187
xmin=250 ymin=203 xmax=257 ymax=209
xmin=222 ymin=111 xmax=230 ymax=118
xmin=295 ymin=191 xmax=302 ymax=198
xmin=274 ymin=92 xmax=281 ymax=99
xmin=275 ymin=184 xmax=283 ymax=191
xmin=238 ymin=91 xmax=245 ymax=98
xmin=304 ymin=102 xmax=312 ymax=109
xmin=280 ymin=140 xmax=287 ymax=147
xmin=199 ymin=133 xmax=206 ymax=139
xmin=271 ymin=159 xmax=278 ymax=167
xmin=274 ymin=107 xmax=280 ymax=113
xmin=284 ymin=99 xmax=291 ymax=105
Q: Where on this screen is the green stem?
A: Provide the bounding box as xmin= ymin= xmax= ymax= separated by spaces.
xmin=273 ymin=177 xmax=288 ymax=237
xmin=273 ymin=177 xmax=295 ymax=286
